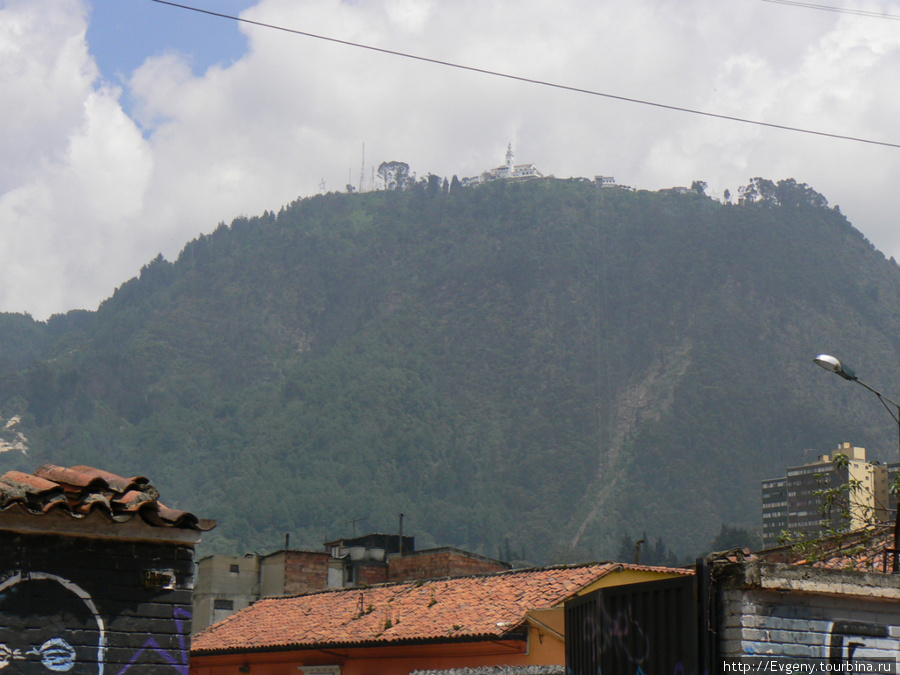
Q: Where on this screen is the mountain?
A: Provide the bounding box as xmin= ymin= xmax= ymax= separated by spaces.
xmin=2 ymin=177 xmax=899 ymax=562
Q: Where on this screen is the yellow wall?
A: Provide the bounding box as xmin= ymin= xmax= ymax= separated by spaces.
xmin=575 ymin=567 xmax=686 ymax=598
xmin=519 ymin=567 xmax=689 ymax=665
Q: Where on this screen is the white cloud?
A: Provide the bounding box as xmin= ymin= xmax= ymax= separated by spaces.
xmin=0 ymin=0 xmax=153 ymax=317
xmin=0 ymin=0 xmax=95 ymax=190
xmin=3 ymin=0 xmax=900 ymax=318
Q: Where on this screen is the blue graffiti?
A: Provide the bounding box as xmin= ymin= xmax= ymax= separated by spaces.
xmin=116 ymin=607 xmax=191 ymax=675
xmin=30 ymin=638 xmax=76 ymax=671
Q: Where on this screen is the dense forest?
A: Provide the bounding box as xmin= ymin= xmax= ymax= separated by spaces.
xmin=1 ymin=177 xmax=899 ymax=563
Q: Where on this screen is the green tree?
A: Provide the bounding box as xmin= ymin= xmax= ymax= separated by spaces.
xmin=707 ymin=523 xmax=760 ymax=552
xmin=738 ymin=177 xmax=777 ymax=205
xmin=781 ymin=454 xmax=882 ymax=568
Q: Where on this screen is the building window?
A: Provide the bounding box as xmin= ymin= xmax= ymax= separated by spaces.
xmin=214 ymin=598 xmax=234 ymax=610
xmin=230 ymin=564 xmax=240 ymax=574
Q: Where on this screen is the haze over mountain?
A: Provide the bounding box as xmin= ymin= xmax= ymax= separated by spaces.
xmin=1 ymin=177 xmax=898 ymax=562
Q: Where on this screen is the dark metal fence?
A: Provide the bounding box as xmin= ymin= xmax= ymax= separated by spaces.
xmin=565 ymin=573 xmax=705 ymax=675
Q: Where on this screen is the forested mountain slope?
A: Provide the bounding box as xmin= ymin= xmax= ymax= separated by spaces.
xmin=2 ymin=178 xmax=899 ymax=561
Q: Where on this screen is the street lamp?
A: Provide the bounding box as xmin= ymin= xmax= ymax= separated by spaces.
xmin=813 ymin=354 xmax=856 ymax=381
xmin=813 ymin=353 xmax=900 ymax=571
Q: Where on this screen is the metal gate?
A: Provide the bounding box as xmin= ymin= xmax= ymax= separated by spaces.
xmin=565 ymin=574 xmax=705 ymax=675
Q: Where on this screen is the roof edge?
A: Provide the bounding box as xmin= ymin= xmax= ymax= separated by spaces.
xmin=0 ymin=505 xmax=203 ymax=545
xmin=249 ymin=561 xmax=691 ymax=602
xmin=191 ymin=631 xmax=528 ymax=657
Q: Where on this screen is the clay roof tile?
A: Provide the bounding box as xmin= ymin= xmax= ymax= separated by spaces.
xmin=0 ymin=465 xmax=213 ymax=532
xmin=192 ymin=563 xmax=691 ymax=655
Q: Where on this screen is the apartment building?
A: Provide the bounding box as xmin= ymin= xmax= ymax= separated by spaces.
xmin=761 ymin=442 xmax=890 ymax=548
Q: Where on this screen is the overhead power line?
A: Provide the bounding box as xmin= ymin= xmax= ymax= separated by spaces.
xmin=151 ymin=0 xmax=900 ymax=149
xmin=760 ymin=0 xmax=900 ymax=20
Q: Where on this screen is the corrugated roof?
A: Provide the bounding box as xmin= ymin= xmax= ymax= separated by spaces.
xmin=192 ymin=562 xmax=691 ymax=655
xmin=0 ymin=463 xmax=214 ymax=531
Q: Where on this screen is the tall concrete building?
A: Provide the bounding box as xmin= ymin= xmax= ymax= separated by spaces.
xmin=760 ymin=476 xmax=787 ymax=546
xmin=761 ymin=443 xmax=890 ymax=548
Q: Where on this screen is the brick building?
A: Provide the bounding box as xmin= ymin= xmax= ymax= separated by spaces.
xmin=193 ymin=534 xmax=509 ymax=633
xmin=388 ymin=547 xmax=508 ymax=582
xmin=0 ymin=463 xmax=213 ymax=673
xmin=190 ymin=563 xmax=689 ymax=675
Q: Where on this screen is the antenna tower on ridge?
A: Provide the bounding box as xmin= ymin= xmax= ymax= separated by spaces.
xmin=359 ymin=142 xmax=366 ymax=193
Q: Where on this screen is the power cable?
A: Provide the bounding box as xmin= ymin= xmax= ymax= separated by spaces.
xmin=760 ymin=0 xmax=900 ymax=20
xmin=151 ymin=0 xmax=900 ymax=149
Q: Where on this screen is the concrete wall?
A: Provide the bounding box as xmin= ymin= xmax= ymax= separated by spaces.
xmin=0 ymin=530 xmax=194 ymax=674
xmin=194 ymin=551 xmax=332 ymax=633
xmin=194 ymin=554 xmax=260 ymax=634
xmin=718 ymin=562 xmax=900 ymax=663
xmin=260 ymin=552 xmax=287 ymax=597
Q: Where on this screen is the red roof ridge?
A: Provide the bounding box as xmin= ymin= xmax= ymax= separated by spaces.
xmin=253 ymin=562 xmax=621 ymax=602
xmin=249 ymin=561 xmax=692 ymax=603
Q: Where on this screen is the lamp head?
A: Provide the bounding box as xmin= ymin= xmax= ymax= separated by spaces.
xmin=814 ymin=354 xmax=857 ymax=381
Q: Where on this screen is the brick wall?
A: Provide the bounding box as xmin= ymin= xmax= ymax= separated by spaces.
xmin=389 ymin=548 xmax=508 ymax=582
xmin=356 ymin=562 xmax=389 ymax=586
xmin=283 ymin=551 xmax=330 ymax=595
xmin=718 ymin=563 xmax=900 ymax=664
xmin=0 ymin=530 xmax=194 ymax=674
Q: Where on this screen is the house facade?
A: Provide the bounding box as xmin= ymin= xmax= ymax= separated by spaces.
xmin=0 ymin=463 xmax=213 ymax=674
xmin=566 ymin=552 xmax=900 ymax=673
xmin=190 ymin=563 xmax=689 ymax=675
xmin=193 ymin=534 xmax=509 ymax=633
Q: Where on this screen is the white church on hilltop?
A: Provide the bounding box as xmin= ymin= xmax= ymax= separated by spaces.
xmin=461 ymin=144 xmax=544 ymax=187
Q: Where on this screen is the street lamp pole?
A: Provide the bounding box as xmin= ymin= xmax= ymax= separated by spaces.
xmin=813 ymin=353 xmax=900 ymax=572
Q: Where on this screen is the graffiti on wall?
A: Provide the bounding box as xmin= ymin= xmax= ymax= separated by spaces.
xmin=0 ymin=571 xmax=107 ymax=673
xmin=828 ymin=620 xmax=893 ymax=665
xmin=573 ymin=594 xmax=651 ymax=675
xmin=0 ymin=569 xmax=191 ymax=674
xmin=568 ymin=577 xmax=698 ymax=675
xmin=116 ymin=607 xmax=191 ymax=675
xmin=740 ymin=612 xmax=900 ymax=668
xmin=593 ymin=598 xmax=650 ymax=668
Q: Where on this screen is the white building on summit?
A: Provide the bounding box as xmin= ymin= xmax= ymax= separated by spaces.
xmin=462 ymin=144 xmax=543 ymax=186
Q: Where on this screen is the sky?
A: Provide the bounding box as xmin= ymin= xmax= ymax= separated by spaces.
xmin=3 ymin=0 xmax=900 ymax=319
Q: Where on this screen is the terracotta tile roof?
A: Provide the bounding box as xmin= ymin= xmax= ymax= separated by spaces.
xmin=754 ymin=523 xmax=897 ymax=573
xmin=192 ymin=562 xmax=691 ymax=655
xmin=0 ymin=464 xmax=215 ymax=531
